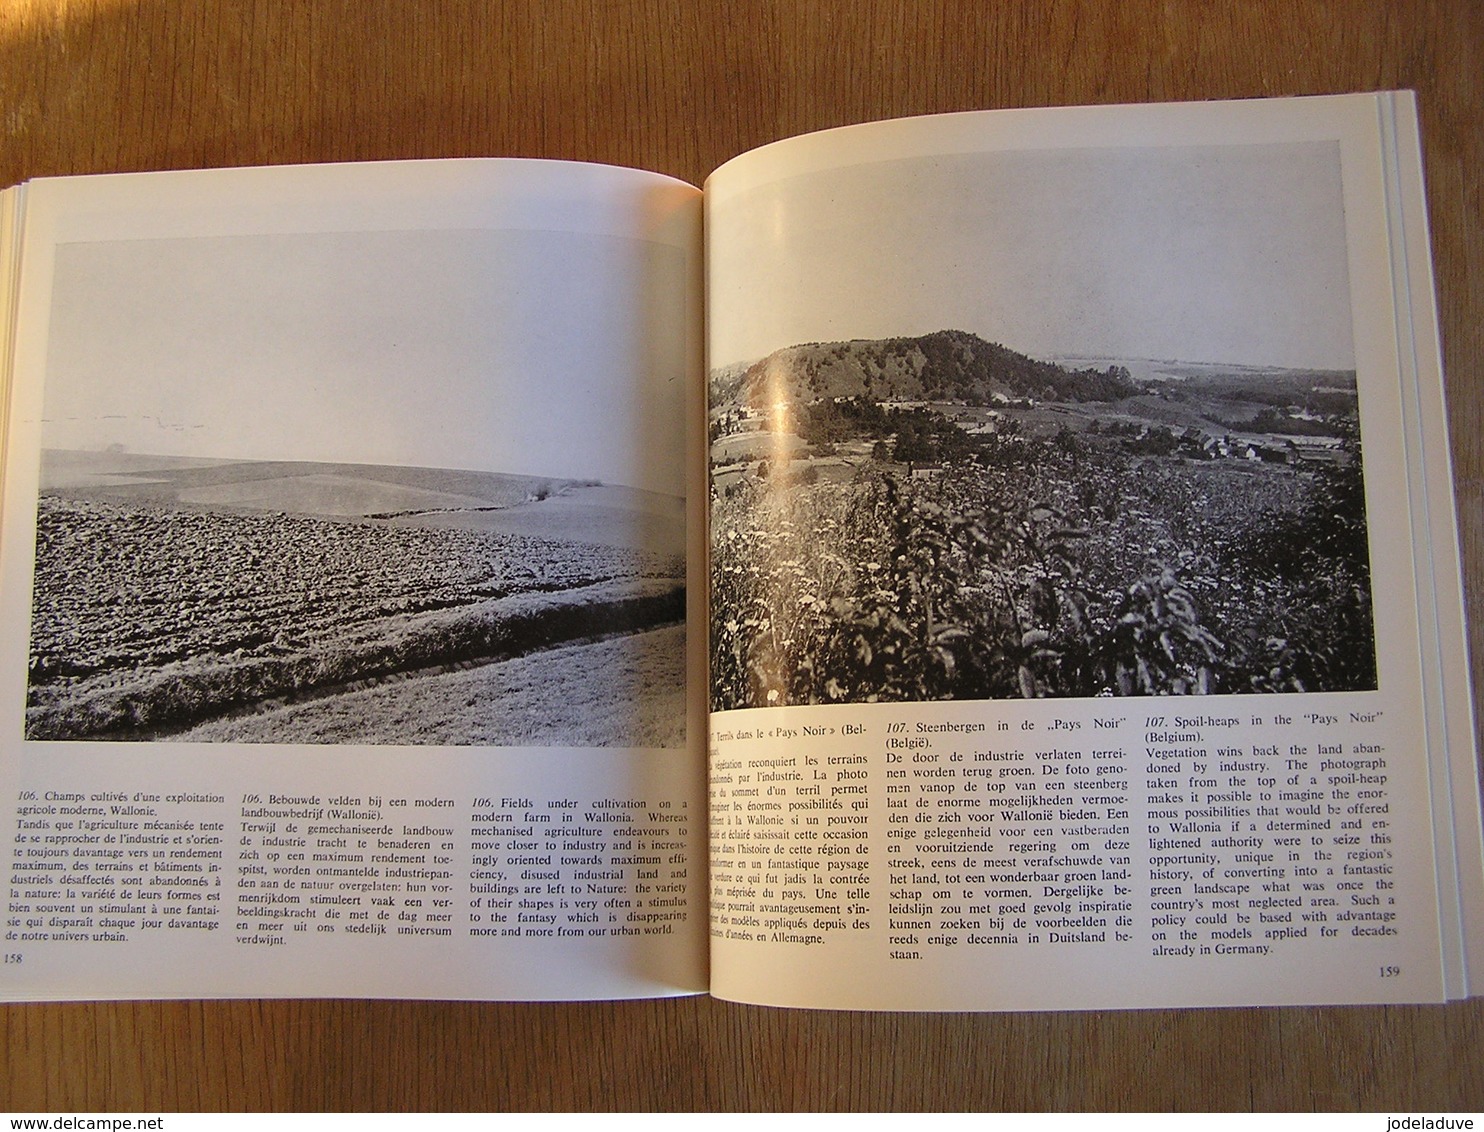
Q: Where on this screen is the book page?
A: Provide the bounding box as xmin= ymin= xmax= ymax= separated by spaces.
xmin=0 ymin=186 xmax=22 ymax=515
xmin=703 ymin=94 xmax=1478 ymax=1010
xmin=0 ymin=160 xmax=707 ymax=1000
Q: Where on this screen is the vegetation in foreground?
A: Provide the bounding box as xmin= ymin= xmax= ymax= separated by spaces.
xmin=710 ymin=332 xmax=1373 ymax=709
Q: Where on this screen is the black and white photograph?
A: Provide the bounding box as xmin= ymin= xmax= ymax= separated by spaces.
xmin=708 ymin=141 xmax=1375 ymax=710
xmin=25 ymin=226 xmax=690 ymax=746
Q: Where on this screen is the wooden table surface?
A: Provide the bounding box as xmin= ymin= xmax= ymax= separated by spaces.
xmin=2 ymin=0 xmax=1482 ymax=1112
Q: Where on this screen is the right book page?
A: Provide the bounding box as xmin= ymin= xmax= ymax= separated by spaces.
xmin=702 ymin=93 xmax=1483 ymax=1010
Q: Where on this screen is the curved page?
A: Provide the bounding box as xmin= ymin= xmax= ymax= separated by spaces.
xmin=0 ymin=159 xmax=706 ymax=1001
xmin=703 ymin=94 xmax=1475 ymax=1011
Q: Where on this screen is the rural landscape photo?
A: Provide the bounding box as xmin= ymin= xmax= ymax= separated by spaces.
xmin=24 ymin=224 xmax=689 ymax=745
xmin=707 ymin=140 xmax=1373 ymax=710
xmin=708 ymin=333 xmax=1372 ymax=709
xmin=28 ymin=452 xmax=685 ymax=744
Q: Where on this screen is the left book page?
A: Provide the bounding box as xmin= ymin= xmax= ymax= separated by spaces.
xmin=0 ymin=159 xmax=708 ymax=1001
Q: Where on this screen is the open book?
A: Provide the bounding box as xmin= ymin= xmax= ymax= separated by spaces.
xmin=1 ymin=92 xmax=1479 ymax=1010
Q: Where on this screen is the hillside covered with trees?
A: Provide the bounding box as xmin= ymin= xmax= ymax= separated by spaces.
xmin=730 ymin=329 xmax=1138 ymax=408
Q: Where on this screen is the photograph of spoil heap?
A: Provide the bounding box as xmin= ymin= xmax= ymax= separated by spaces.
xmin=708 ymin=333 xmax=1370 ymax=709
xmin=707 ymin=140 xmax=1375 ymax=710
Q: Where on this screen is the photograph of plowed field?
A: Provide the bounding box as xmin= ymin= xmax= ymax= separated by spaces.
xmin=27 ymin=450 xmax=686 ymax=746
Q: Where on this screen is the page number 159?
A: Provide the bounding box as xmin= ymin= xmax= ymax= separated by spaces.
xmin=1379 ymin=965 xmax=1402 ymax=978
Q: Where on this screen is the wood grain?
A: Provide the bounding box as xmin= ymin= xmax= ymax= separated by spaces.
xmin=1 ymin=0 xmax=1481 ymax=1111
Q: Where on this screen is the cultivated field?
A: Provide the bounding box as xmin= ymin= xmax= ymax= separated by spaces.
xmin=171 ymin=624 xmax=687 ymax=747
xmin=27 ymin=452 xmax=686 ymax=745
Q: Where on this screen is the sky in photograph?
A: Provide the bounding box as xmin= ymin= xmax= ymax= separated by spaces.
xmin=709 ymin=140 xmax=1355 ymax=372
xmin=41 ymin=228 xmax=689 ymax=495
